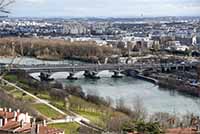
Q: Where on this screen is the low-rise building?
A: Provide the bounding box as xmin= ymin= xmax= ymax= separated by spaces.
xmin=0 ymin=108 xmax=64 ymax=134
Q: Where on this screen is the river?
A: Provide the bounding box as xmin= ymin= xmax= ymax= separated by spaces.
xmin=30 ymin=70 xmax=200 ymax=116
xmin=1 ymin=57 xmax=200 ymax=115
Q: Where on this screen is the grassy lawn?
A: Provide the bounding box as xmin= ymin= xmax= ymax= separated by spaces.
xmin=50 ymin=101 xmax=65 ymax=111
xmin=38 ymin=93 xmax=51 ymax=100
xmin=48 ymin=123 xmax=80 ymax=134
xmin=32 ymin=104 xmax=63 ymax=119
xmin=11 ymin=90 xmax=24 ymax=98
xmin=69 ymin=96 xmax=108 ymax=127
xmin=0 ymin=85 xmax=16 ymax=92
xmin=36 ymin=92 xmax=69 ymax=113
xmin=69 ymin=96 xmax=98 ymax=109
xmin=2 ymin=75 xmax=69 ymax=117
xmin=11 ymin=90 xmax=35 ymax=102
xmin=76 ymin=110 xmax=106 ymax=127
xmin=4 ymin=75 xmax=18 ymax=83
xmin=0 ymin=84 xmax=35 ymax=102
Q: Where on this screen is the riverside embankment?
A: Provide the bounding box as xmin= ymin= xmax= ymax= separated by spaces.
xmin=1 ymin=57 xmax=200 ymax=115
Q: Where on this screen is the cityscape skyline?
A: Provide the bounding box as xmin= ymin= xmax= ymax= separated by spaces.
xmin=5 ymin=0 xmax=200 ymax=17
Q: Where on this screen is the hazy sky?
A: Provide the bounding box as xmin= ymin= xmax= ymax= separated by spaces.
xmin=7 ymin=0 xmax=200 ymax=17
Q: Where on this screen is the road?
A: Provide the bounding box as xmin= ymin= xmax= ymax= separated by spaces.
xmin=8 ymin=63 xmax=162 ymax=73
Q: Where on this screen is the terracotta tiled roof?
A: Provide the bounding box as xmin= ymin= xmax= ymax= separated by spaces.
xmin=39 ymin=126 xmax=64 ymax=134
xmin=0 ymin=121 xmax=20 ymax=130
xmin=165 ymin=127 xmax=197 ymax=134
xmin=0 ymin=108 xmax=64 ymax=134
xmin=0 ymin=111 xmax=15 ymax=119
xmin=14 ymin=123 xmax=31 ymax=133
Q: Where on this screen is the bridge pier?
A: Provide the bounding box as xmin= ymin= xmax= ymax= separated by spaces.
xmin=84 ymin=70 xmax=100 ymax=79
xmin=39 ymin=72 xmax=54 ymax=81
xmin=112 ymin=70 xmax=123 ymax=78
xmin=67 ymin=72 xmax=78 ymax=80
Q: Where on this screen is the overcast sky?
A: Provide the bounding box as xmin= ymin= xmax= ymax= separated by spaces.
xmin=7 ymin=0 xmax=200 ymax=17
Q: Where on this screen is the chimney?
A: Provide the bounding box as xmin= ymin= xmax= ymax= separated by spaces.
xmin=14 ymin=111 xmax=17 ymax=118
xmin=4 ymin=108 xmax=7 ymax=112
xmin=8 ymin=108 xmax=12 ymax=112
xmin=31 ymin=118 xmax=36 ymax=127
xmin=25 ymin=112 xmax=29 ymax=122
xmin=20 ymin=120 xmax=24 ymax=128
xmin=36 ymin=124 xmax=40 ymax=134
xmin=14 ymin=111 xmax=17 ymax=121
xmin=0 ymin=118 xmax=3 ymax=127
xmin=4 ymin=118 xmax=7 ymax=126
xmin=43 ymin=120 xmax=46 ymax=127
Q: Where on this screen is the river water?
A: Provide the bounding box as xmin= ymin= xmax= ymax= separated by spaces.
xmin=1 ymin=57 xmax=200 ymax=115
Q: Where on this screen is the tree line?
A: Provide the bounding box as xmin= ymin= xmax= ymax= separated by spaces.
xmin=4 ymin=71 xmax=200 ymax=133
xmin=0 ymin=37 xmax=119 ymax=63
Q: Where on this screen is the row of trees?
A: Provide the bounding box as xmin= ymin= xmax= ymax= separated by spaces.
xmin=50 ymin=83 xmax=112 ymax=107
xmin=0 ymin=37 xmax=119 ymax=62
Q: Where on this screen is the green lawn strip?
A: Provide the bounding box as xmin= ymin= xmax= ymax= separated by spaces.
xmin=3 ymin=74 xmax=70 ymax=118
xmin=69 ymin=96 xmax=98 ymax=109
xmin=11 ymin=90 xmax=24 ymax=98
xmin=11 ymin=90 xmax=35 ymax=102
xmin=0 ymin=85 xmax=16 ymax=92
xmin=38 ymin=93 xmax=51 ymax=100
xmin=0 ymin=85 xmax=35 ymax=102
xmin=50 ymin=101 xmax=65 ymax=111
xmin=76 ymin=110 xmax=105 ymax=127
xmin=69 ymin=96 xmax=107 ymax=127
xmin=4 ymin=75 xmax=18 ymax=83
xmin=16 ymin=82 xmax=36 ymax=93
xmin=36 ymin=92 xmax=70 ymax=114
xmin=48 ymin=123 xmax=80 ymax=134
xmin=32 ymin=104 xmax=63 ymax=119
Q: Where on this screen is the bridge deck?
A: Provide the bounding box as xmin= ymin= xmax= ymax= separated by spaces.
xmin=0 ymin=63 xmax=197 ymax=73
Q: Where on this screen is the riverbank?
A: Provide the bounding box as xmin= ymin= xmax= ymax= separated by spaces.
xmin=125 ymin=70 xmax=158 ymax=84
xmin=158 ymin=75 xmax=200 ymax=97
xmin=141 ymin=71 xmax=200 ymax=97
xmin=127 ymin=69 xmax=200 ymax=97
xmin=136 ymin=74 xmax=158 ymax=84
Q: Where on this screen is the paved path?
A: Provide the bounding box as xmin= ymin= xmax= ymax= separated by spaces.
xmin=0 ymin=78 xmax=66 ymax=115
xmin=0 ymin=78 xmax=103 ymax=132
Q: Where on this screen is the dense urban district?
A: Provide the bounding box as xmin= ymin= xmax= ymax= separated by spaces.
xmin=0 ymin=16 xmax=200 ymax=134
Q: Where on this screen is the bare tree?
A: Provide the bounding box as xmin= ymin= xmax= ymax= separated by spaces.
xmin=0 ymin=0 xmax=15 ymax=13
xmin=150 ymin=112 xmax=175 ymax=128
xmin=106 ymin=113 xmax=130 ymax=132
xmin=116 ymin=97 xmax=132 ymax=115
xmin=131 ymin=96 xmax=147 ymax=121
